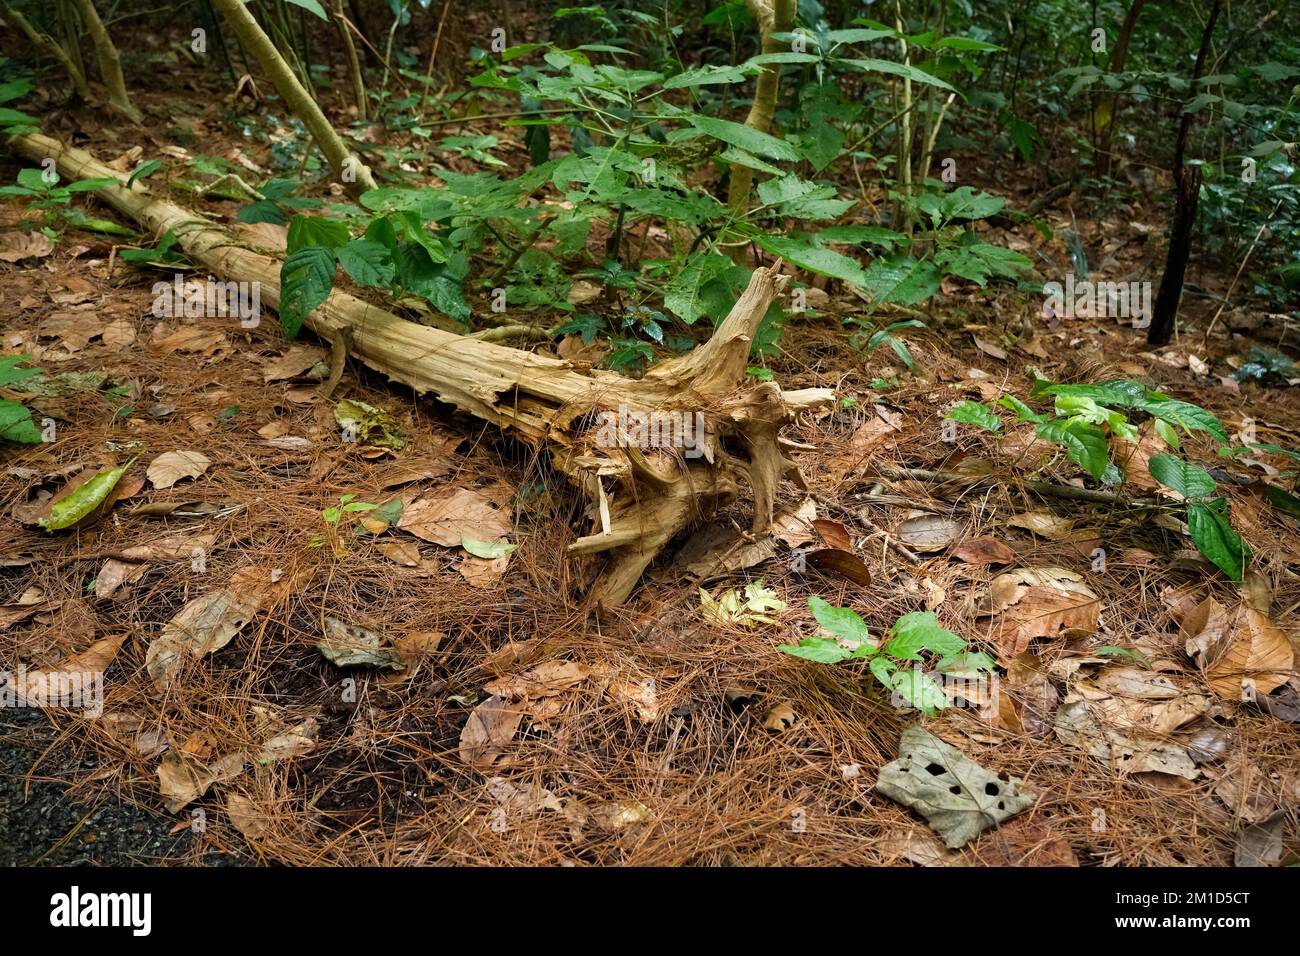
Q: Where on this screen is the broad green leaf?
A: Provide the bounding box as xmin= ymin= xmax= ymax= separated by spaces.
xmin=287 ymin=215 xmax=349 ymax=255
xmin=38 ymin=461 xmax=133 ymax=531
xmin=1140 ymin=399 xmax=1229 ymax=442
xmin=0 ymin=398 xmax=42 ymax=443
xmin=1147 ymin=454 xmax=1217 ymax=499
xmin=285 ymin=0 xmax=328 ymax=19
xmin=808 ymin=595 xmax=869 ymax=644
xmin=860 ymin=255 xmax=941 ymax=305
xmin=663 ymin=64 xmax=757 ymax=89
xmin=883 ymin=611 xmax=968 ymax=661
xmin=0 ymin=355 xmax=43 ymax=389
xmin=461 ymin=536 xmax=517 ymax=559
xmin=336 ymin=238 xmax=395 ymax=288
xmin=1154 ymin=418 xmax=1180 ymax=452
xmin=778 ymin=636 xmax=853 ymax=664
xmin=836 ymin=57 xmax=956 ymax=91
xmin=997 ymin=394 xmax=1048 ymax=424
xmin=1187 ymin=499 xmax=1246 ymax=581
xmin=1036 ymin=419 xmax=1110 ymax=480
xmin=126 ymin=159 xmax=161 ymax=188
xmin=17 ymin=168 xmax=50 ymax=191
xmin=663 ymin=250 xmax=732 ymax=325
xmin=947 ymin=400 xmax=1002 ymax=432
xmin=685 ymin=114 xmax=801 ymax=161
xmin=755 ymin=235 xmax=869 ymax=285
xmin=890 ymin=668 xmax=949 ymax=714
xmin=279 ymin=246 xmax=337 ymax=339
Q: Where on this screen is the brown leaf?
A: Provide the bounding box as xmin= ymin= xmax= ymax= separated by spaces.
xmin=485 ymin=661 xmax=591 ymax=700
xmin=458 ymin=554 xmax=511 ymax=587
xmin=146 ymin=585 xmax=265 ymax=689
xmin=375 ymin=539 xmax=421 ymax=567
xmin=458 ymin=696 xmax=524 ymax=771
xmin=261 ymin=345 xmax=326 ymax=383
xmin=157 ymin=751 xmax=245 ymax=812
xmin=805 ymin=548 xmax=873 ymax=586
xmin=0 ymin=230 xmax=54 ymax=262
xmin=1180 ymin=598 xmax=1294 ymax=700
xmin=897 ymin=512 xmax=962 ymax=551
xmin=94 ymin=558 xmax=149 ymax=599
xmin=146 ymin=450 xmax=211 ymax=489
xmin=761 ymin=701 xmax=797 ymax=731
xmin=1006 ymin=511 xmax=1076 ymax=539
xmin=811 ymin=518 xmax=852 ymax=551
xmin=10 ymin=634 xmax=126 ymax=714
xmin=398 ymin=488 xmax=511 ymax=546
xmin=950 ymin=536 xmax=1016 ymax=565
xmin=968 ymin=819 xmax=1079 ymax=866
xmin=226 ymin=793 xmax=272 ymax=840
xmin=982 ymin=567 xmax=1101 ymax=661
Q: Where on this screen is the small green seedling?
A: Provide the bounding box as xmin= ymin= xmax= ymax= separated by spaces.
xmin=779 ymin=596 xmax=994 ymax=715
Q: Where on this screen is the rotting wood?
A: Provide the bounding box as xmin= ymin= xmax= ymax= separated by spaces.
xmin=6 ymin=132 xmax=834 ymax=606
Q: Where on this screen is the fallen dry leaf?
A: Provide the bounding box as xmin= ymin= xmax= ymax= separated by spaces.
xmin=485 ymin=661 xmax=591 ymax=700
xmin=981 ymin=567 xmax=1101 ymax=661
xmin=1180 ymin=597 xmax=1294 ymax=700
xmin=1054 ymin=700 xmax=1199 ymax=779
xmin=8 ymin=634 xmax=126 ymax=714
xmin=897 ymin=512 xmax=962 ymax=551
xmin=158 ymin=751 xmax=245 ymax=812
xmin=147 ymin=450 xmax=212 ymax=489
xmin=0 ymin=230 xmax=54 ymax=262
xmin=761 ymin=701 xmax=797 ymax=731
xmin=950 ymin=536 xmax=1016 ymax=565
xmin=261 ymin=345 xmax=326 ymax=383
xmin=147 ymin=585 xmax=264 ymax=689
xmin=226 ymin=793 xmax=272 ymax=840
xmin=1006 ymin=511 xmax=1076 ymax=539
xmin=458 ymin=553 xmax=510 ymax=587
xmin=375 ymin=539 xmax=421 ymax=567
xmin=398 ymin=487 xmax=511 ymax=546
xmin=458 ymin=696 xmax=524 ymax=771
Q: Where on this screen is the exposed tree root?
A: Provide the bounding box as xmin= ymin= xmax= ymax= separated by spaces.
xmin=6 ymin=133 xmax=834 ymax=606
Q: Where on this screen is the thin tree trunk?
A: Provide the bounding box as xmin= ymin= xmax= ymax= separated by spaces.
xmin=69 ymin=0 xmax=142 ymax=122
xmin=1095 ymin=0 xmax=1149 ymax=176
xmin=211 ymin=0 xmax=378 ymax=198
xmin=334 ymin=0 xmax=367 ymax=122
xmin=0 ymin=0 xmax=91 ymax=101
xmin=1148 ymin=0 xmax=1223 ymax=346
xmin=6 ymin=132 xmax=831 ymax=607
xmin=727 ymin=0 xmax=796 ymax=237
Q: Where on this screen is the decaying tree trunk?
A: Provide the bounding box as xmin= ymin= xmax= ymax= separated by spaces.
xmin=6 ymin=133 xmax=832 ymax=606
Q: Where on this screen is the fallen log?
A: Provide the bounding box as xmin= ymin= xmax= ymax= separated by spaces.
xmin=6 ymin=132 xmax=834 ymax=605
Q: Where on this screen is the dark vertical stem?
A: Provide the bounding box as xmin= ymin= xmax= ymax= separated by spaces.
xmin=1148 ymin=0 xmax=1224 ymax=346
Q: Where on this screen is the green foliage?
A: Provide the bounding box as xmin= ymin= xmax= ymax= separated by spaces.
xmin=0 ymin=355 xmax=46 ymax=444
xmin=779 ymin=598 xmax=992 ymax=715
xmin=954 ymin=380 xmax=1247 ymax=580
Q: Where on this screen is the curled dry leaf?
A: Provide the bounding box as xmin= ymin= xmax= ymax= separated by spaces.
xmin=485 ymin=661 xmax=591 ymax=700
xmin=226 ymin=793 xmax=272 ymax=841
xmin=605 ymin=675 xmax=663 ymax=722
xmin=458 ymin=553 xmax=511 ymax=587
xmin=761 ymin=701 xmax=797 ymax=731
xmin=375 ymin=539 xmax=421 ymax=567
xmin=1180 ymin=597 xmax=1294 ymax=700
xmin=8 ymin=634 xmax=126 ymax=713
xmin=1006 ymin=511 xmax=1076 ymax=540
xmin=261 ymin=345 xmax=326 ymax=383
xmin=158 ymin=751 xmax=245 ymax=813
xmin=804 ymin=547 xmax=873 ymax=587
xmin=950 ymin=536 xmax=1016 ymax=565
xmin=147 ymin=583 xmax=265 ymax=690
xmin=897 ymin=512 xmax=962 ymax=552
xmin=458 ymin=695 xmax=524 ymax=771
xmin=1069 ymin=666 xmax=1212 ymax=736
xmin=981 ymin=567 xmax=1101 ymax=661
xmin=398 ymin=487 xmax=511 ymax=546
xmin=1053 ymin=700 xmax=1199 ymax=779
xmin=146 ymin=450 xmax=212 ymax=489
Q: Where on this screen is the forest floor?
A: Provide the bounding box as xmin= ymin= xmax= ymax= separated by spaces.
xmin=2 ymin=59 xmax=1299 ymax=867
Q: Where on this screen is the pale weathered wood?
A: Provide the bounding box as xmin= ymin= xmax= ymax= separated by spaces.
xmin=7 ymin=133 xmax=833 ymax=604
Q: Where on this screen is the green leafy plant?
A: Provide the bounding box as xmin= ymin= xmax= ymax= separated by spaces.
xmin=0 ymin=355 xmax=46 ymax=444
xmin=949 ymin=379 xmax=1249 ymax=580
xmin=0 ymin=168 xmax=133 ymax=237
xmin=779 ymin=597 xmax=994 ymax=715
